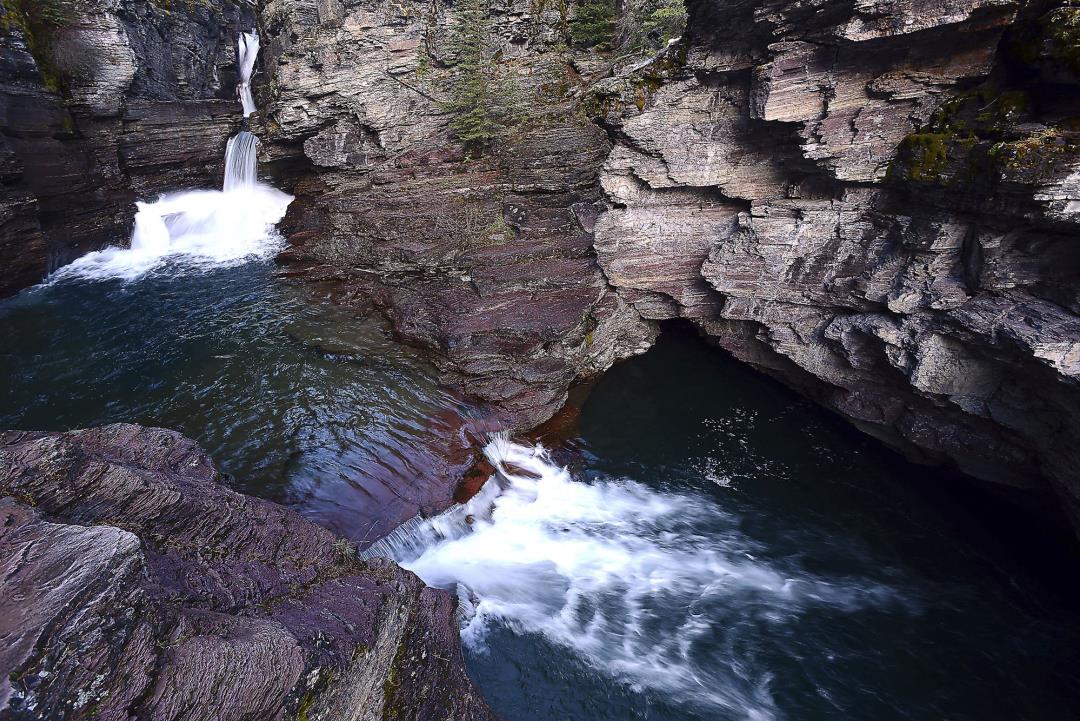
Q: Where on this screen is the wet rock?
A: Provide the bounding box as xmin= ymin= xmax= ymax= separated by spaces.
xmin=0 ymin=424 xmax=494 ymax=721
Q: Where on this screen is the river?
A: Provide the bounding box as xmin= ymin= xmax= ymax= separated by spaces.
xmin=1 ymin=205 xmax=1078 ymax=721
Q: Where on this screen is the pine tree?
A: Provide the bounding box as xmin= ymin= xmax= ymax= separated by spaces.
xmin=571 ymin=0 xmax=616 ymax=48
xmin=444 ymin=0 xmax=498 ymax=149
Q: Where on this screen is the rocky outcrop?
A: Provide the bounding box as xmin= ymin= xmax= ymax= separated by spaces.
xmin=262 ymin=0 xmax=657 ymax=429
xmin=588 ymin=0 xmax=1080 ymax=530
xmin=0 ymin=424 xmax=493 ymax=721
xmin=0 ymin=0 xmax=255 ymax=296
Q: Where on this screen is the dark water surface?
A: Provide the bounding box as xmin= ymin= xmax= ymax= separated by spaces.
xmin=0 ymin=260 xmax=474 ymax=540
xmin=2 ymin=262 xmax=1078 ymax=721
xmin=460 ymin=331 xmax=1080 ymax=721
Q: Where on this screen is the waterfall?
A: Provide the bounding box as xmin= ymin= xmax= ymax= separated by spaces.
xmin=223 ymin=131 xmax=258 ymax=192
xmin=237 ymin=31 xmax=259 ymax=118
xmin=225 ymin=31 xmax=261 ymax=191
xmin=46 ymin=30 xmax=291 ymax=283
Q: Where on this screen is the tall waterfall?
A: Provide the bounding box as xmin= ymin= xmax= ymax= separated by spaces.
xmin=226 ymin=30 xmax=261 ymax=192
xmin=49 ymin=30 xmax=290 ymax=283
xmin=237 ymin=31 xmax=260 ymax=118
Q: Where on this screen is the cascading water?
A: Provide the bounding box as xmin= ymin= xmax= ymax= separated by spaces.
xmin=237 ymin=31 xmax=259 ymax=118
xmin=51 ymin=30 xmax=290 ymax=282
xmin=224 ymin=130 xmax=259 ymax=192
xmin=366 ymin=434 xmax=911 ymax=719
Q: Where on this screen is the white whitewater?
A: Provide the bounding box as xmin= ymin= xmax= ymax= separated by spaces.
xmin=368 ymin=435 xmax=910 ymax=720
xmin=50 ymin=30 xmax=290 ymax=283
xmin=224 ymin=131 xmax=259 ymax=192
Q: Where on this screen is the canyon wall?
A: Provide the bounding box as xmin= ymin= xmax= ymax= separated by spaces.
xmin=264 ymin=0 xmax=1080 ymax=532
xmin=589 ymin=0 xmax=1080 ymax=527
xmin=0 ymin=1 xmax=1074 ymax=530
xmin=0 ymin=0 xmax=254 ymax=296
xmin=262 ymin=0 xmax=658 ymax=429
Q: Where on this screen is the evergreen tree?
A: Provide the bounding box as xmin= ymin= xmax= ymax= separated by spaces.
xmin=444 ymin=0 xmax=498 ymax=149
xmin=641 ymin=0 xmax=685 ymax=45
xmin=620 ymin=0 xmax=687 ymax=51
xmin=571 ymin=0 xmax=616 ymax=48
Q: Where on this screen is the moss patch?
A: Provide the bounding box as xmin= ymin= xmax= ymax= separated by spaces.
xmin=1012 ymin=6 xmax=1080 ymax=78
xmin=1 ymin=0 xmax=74 ymax=94
xmin=886 ymin=87 xmax=1059 ymax=186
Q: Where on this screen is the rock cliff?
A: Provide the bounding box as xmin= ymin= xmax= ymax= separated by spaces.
xmin=0 ymin=0 xmax=255 ymax=296
xmin=261 ymin=0 xmax=658 ymax=429
xmin=263 ymin=0 xmax=1080 ymax=533
xmin=590 ymin=0 xmax=1080 ymax=530
xmin=0 ymin=424 xmax=493 ymax=721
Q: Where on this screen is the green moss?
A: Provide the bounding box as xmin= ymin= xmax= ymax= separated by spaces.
xmin=993 ymin=127 xmax=1080 ymax=180
xmin=1044 ymin=8 xmax=1080 ymax=75
xmin=2 ymin=0 xmax=74 ymax=94
xmin=888 ymin=87 xmax=1036 ymax=185
xmin=381 ymin=638 xmax=410 ymax=721
xmin=295 ymin=693 xmax=314 ymax=721
xmin=893 ymin=132 xmax=951 ymax=182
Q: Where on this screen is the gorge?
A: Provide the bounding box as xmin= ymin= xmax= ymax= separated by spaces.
xmin=1 ymin=0 xmax=1079 ymax=719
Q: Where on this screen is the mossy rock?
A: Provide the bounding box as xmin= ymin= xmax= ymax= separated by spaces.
xmin=989 ymin=127 xmax=1080 ymax=185
xmin=1 ymin=0 xmax=74 ymax=94
xmin=1011 ymin=5 xmax=1080 ymax=81
xmin=887 ymin=87 xmax=1040 ymax=186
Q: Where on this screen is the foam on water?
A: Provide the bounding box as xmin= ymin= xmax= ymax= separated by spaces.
xmin=49 ymin=184 xmax=292 ymax=282
xmin=42 ymin=29 xmax=284 ymax=285
xmin=372 ymin=435 xmax=910 ymax=720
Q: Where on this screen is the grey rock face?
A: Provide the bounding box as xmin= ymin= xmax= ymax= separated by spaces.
xmin=0 ymin=424 xmax=493 ymax=721
xmin=589 ymin=0 xmax=1080 ymax=531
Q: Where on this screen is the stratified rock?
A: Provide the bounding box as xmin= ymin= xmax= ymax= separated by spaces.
xmin=0 ymin=424 xmax=493 ymax=721
xmin=261 ymin=0 xmax=1080 ymax=535
xmin=263 ymin=0 xmax=657 ymax=429
xmin=587 ymin=0 xmax=1080 ymax=533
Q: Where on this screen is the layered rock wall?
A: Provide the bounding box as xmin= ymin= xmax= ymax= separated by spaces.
xmin=263 ymin=0 xmax=657 ymax=428
xmin=591 ymin=0 xmax=1080 ymax=527
xmin=265 ymin=0 xmax=1080 ymax=532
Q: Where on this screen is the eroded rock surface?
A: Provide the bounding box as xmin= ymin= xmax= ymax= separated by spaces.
xmin=590 ymin=0 xmax=1080 ymax=530
xmin=262 ymin=0 xmax=657 ymax=429
xmin=0 ymin=424 xmax=493 ymax=721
